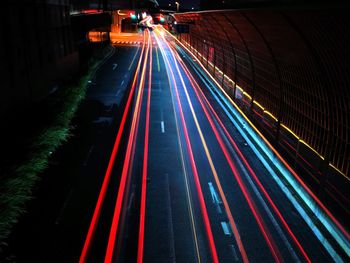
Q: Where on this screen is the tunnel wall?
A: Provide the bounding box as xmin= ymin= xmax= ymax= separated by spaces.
xmin=174 ymin=7 xmax=350 ymax=226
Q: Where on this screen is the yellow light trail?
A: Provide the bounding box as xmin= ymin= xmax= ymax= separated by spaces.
xmin=163 ymin=27 xmax=350 ymax=243
xmin=154 ymin=30 xmax=202 ymax=263
xmin=169 ymin=43 xmax=250 ymax=263
xmin=156 ymin=46 xmax=160 ymax=72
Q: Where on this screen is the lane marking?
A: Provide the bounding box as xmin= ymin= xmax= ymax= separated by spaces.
xmin=160 ymin=108 xmax=165 ymax=133
xmin=156 ymin=46 xmax=160 ymax=72
xmin=161 ymin=121 xmax=165 ymax=133
xmin=208 ymin=182 xmax=222 ymax=214
xmin=208 ymin=182 xmax=221 ymax=204
xmin=229 ymin=244 xmax=239 ymax=261
xmin=221 ymin=221 xmax=232 ymax=236
xmin=121 ymin=80 xmax=124 ymax=86
xmin=112 ymin=63 xmax=118 ymax=70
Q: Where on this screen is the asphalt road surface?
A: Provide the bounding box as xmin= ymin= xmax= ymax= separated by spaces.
xmin=79 ymin=28 xmax=349 ymax=262
xmin=8 ymin=28 xmax=349 ymax=263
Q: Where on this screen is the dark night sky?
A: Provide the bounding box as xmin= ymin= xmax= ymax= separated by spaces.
xmin=157 ymin=0 xmax=200 ymax=9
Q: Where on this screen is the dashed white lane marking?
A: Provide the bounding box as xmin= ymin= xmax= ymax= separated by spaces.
xmin=229 ymin=244 xmax=239 ymax=261
xmin=221 ymin=221 xmax=232 ymax=236
xmin=160 ymin=108 xmax=165 ymax=133
xmin=112 ymin=63 xmax=118 ymax=70
xmin=208 ymin=182 xmax=222 ymax=214
xmin=161 ymin=121 xmax=165 ymax=133
xmin=121 ymin=80 xmax=124 ymax=86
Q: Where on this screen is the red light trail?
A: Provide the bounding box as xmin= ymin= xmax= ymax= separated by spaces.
xmin=104 ymin=30 xmax=151 ymax=263
xmin=79 ymin=32 xmax=147 ymax=263
xmin=79 ymin=26 xmax=349 ymax=263
xmin=137 ymin=35 xmax=153 ymax=263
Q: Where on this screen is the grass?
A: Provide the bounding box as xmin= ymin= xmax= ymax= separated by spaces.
xmin=0 ymin=44 xmax=114 ymax=247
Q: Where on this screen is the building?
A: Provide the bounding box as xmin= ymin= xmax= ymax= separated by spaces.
xmin=0 ymin=0 xmax=79 ymax=114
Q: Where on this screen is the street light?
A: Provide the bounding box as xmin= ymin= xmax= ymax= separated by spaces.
xmin=175 ymin=1 xmax=180 ymax=12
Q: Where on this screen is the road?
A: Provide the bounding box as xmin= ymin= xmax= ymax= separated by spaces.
xmin=8 ymin=28 xmax=348 ymax=262
xmin=79 ymin=28 xmax=349 ymax=263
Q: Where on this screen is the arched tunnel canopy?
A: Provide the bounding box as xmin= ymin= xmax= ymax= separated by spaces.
xmin=173 ymin=7 xmax=350 ymax=222
xmin=173 ymin=9 xmax=350 ymax=177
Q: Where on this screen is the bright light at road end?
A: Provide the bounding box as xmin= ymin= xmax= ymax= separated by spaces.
xmin=159 ymin=15 xmax=165 ymax=23
xmin=174 ymin=21 xmax=177 ymax=25
xmin=129 ymin=11 xmax=137 ymax=19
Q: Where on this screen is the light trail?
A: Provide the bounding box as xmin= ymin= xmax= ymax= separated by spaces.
xmin=163 ymin=27 xmax=350 ymax=256
xmin=162 ymin=34 xmax=282 ymax=263
xmin=176 ymin=48 xmax=311 ymax=262
xmin=160 ymin=31 xmax=202 ymax=262
xmin=156 ymin=46 xmax=160 ymax=72
xmin=183 ymin=63 xmax=284 ymax=263
xmin=137 ymin=35 xmax=153 ymax=263
xmin=79 ymin=32 xmax=146 ymax=263
xmin=104 ymin=30 xmax=151 ymax=263
xmin=161 ymin=34 xmax=249 ymax=263
xmin=155 ymin=31 xmax=219 ymax=263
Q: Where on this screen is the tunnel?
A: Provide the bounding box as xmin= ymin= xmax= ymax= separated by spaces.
xmin=173 ymin=6 xmax=350 ymax=227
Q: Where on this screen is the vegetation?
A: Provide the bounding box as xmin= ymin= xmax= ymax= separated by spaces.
xmin=0 ymin=44 xmax=114 ymax=247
